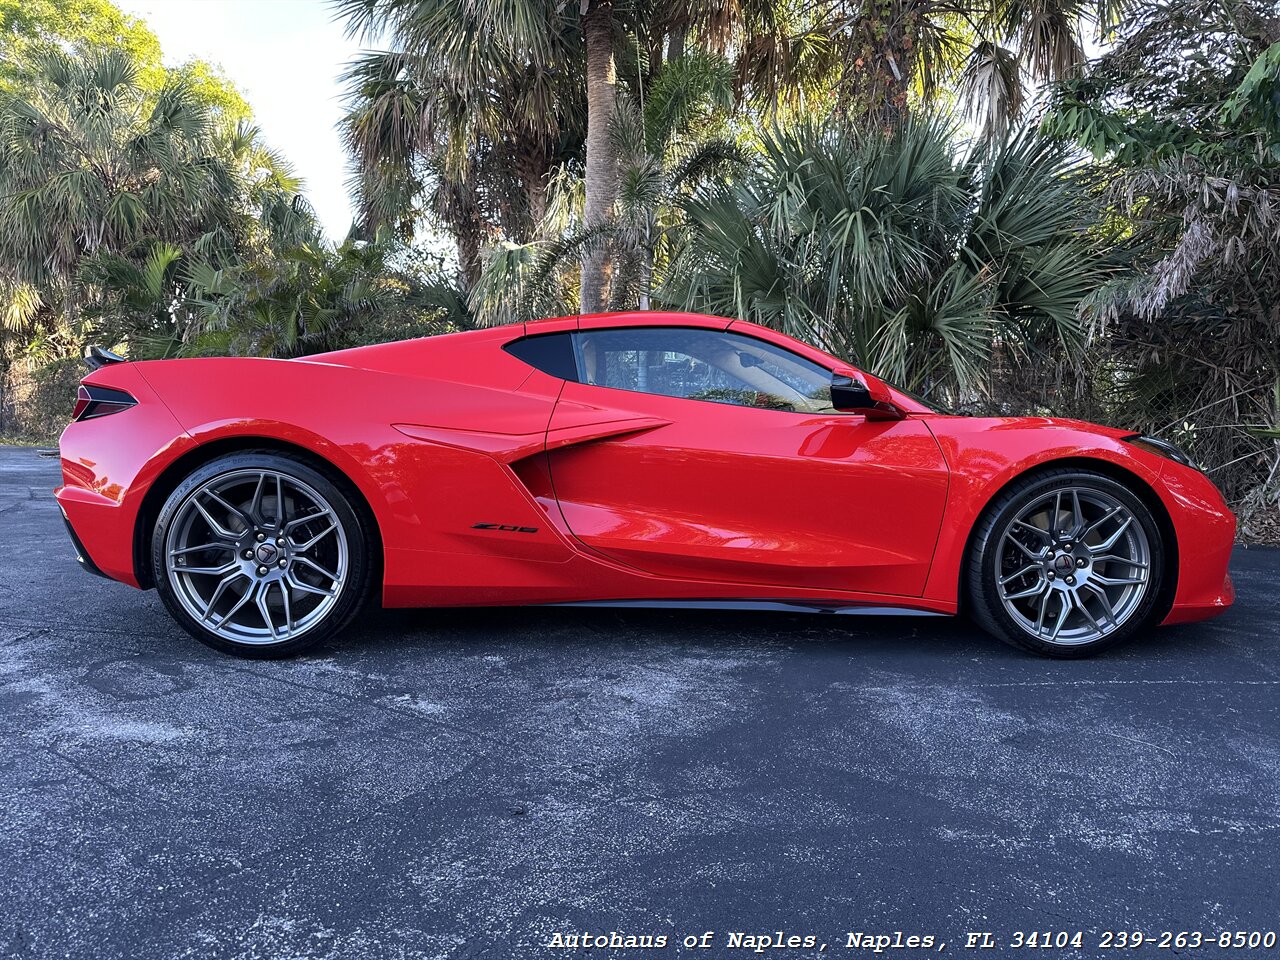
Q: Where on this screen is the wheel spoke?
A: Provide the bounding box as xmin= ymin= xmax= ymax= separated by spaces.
xmin=1070 ymin=489 xmax=1084 ymax=537
xmin=177 ymin=559 xmax=238 ymax=576
xmin=1081 ymin=505 xmax=1122 ymax=540
xmin=1092 ymin=554 xmax=1149 ymax=569
xmin=1003 ymin=579 xmax=1048 ymax=601
xmin=204 ymin=489 xmax=252 ymax=530
xmin=286 ymin=572 xmax=336 ymax=599
xmin=277 ymin=580 xmax=294 ymax=633
xmin=216 ymin=579 xmax=256 ymax=626
xmin=274 ymin=474 xmax=286 ymax=529
xmin=999 ymin=564 xmax=1037 ymax=585
xmin=1071 ymin=590 xmax=1103 ymax=633
xmin=250 ymin=473 xmax=267 ymax=525
xmin=1011 ymin=519 xmax=1051 ymax=541
xmin=1050 ymin=490 xmax=1063 ymax=537
xmin=1047 ymin=595 xmax=1071 ymax=642
xmin=296 ymin=555 xmax=339 ymax=584
xmin=285 ymin=508 xmax=328 ymax=533
xmin=1034 ymin=589 xmax=1052 ymax=634
xmin=1006 ymin=535 xmax=1045 ymax=562
xmin=254 ymin=582 xmax=278 ymax=639
xmin=192 ymin=497 xmax=241 ymax=541
xmin=1092 ymin=573 xmax=1147 ymax=587
xmin=292 ymin=519 xmax=338 ymax=552
xmin=169 ymin=542 xmax=234 ymax=558
xmin=1082 ymin=582 xmax=1117 ymax=625
xmin=1090 ymin=515 xmax=1133 ymax=553
xmin=200 ymin=571 xmax=247 ymax=622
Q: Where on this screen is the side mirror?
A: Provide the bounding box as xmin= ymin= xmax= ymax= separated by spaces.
xmin=831 ymin=374 xmax=904 ymax=420
xmin=830 ymin=375 xmax=876 ymax=411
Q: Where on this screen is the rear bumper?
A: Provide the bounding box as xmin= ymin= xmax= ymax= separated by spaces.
xmin=55 ymin=485 xmax=141 ymax=586
xmin=59 ymin=505 xmax=109 ymax=579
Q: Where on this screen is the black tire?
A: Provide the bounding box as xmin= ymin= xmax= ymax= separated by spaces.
xmin=151 ymin=451 xmax=374 ymax=658
xmin=965 ymin=468 xmax=1167 ymax=658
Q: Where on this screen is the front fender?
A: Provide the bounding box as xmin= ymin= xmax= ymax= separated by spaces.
xmin=920 ymin=417 xmax=1171 ymax=608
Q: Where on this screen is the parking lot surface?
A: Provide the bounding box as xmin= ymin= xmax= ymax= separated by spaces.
xmin=2 ymin=445 xmax=1277 ymax=958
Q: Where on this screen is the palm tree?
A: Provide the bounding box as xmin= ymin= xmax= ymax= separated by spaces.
xmin=821 ymin=0 xmax=1127 ymax=135
xmin=338 ymin=0 xmax=587 ymax=288
xmin=580 ymin=0 xmax=619 ymax=312
xmin=662 ymin=118 xmax=1114 ymax=402
xmin=0 ymin=48 xmax=236 ymax=334
xmin=0 ymin=47 xmax=309 ymax=343
xmin=337 ymin=0 xmax=802 ymax=308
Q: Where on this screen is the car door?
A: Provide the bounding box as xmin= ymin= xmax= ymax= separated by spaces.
xmin=541 ymin=325 xmax=950 ymax=598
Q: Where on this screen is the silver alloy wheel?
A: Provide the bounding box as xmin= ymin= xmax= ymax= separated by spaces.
xmin=995 ymin=486 xmax=1151 ymax=646
xmin=164 ymin=468 xmax=349 ymax=645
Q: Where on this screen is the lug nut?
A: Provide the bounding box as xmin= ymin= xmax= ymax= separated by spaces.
xmin=276 ymin=538 xmax=285 ymax=546
xmin=1064 ymin=542 xmax=1074 ymax=551
xmin=278 ymin=559 xmax=287 ymax=568
xmin=1047 ymin=571 xmax=1056 ymax=581
xmin=244 ymin=550 xmax=253 ymax=559
xmin=1065 ymin=575 xmax=1076 ymax=585
xmin=257 ymin=566 xmax=268 ymax=576
xmin=1076 ymin=557 xmax=1087 ymax=568
xmin=256 ymin=532 xmax=266 ymax=542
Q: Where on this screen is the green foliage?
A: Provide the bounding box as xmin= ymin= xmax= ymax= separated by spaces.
xmin=661 ymin=119 xmax=1111 ymax=400
xmin=168 ymin=59 xmax=253 ymax=126
xmin=184 ymin=231 xmax=470 ymax=358
xmin=78 ymin=230 xmax=470 ymax=360
xmin=0 ymin=0 xmax=164 ymax=91
xmin=1040 ymin=0 xmax=1280 ymax=511
xmin=0 ymin=44 xmax=321 ymax=365
xmin=0 ymin=0 xmax=250 ymax=123
xmin=1222 ymin=41 xmax=1280 ymax=149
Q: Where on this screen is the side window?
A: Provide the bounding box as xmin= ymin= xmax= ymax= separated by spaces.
xmin=574 ymin=327 xmax=837 ymax=414
xmin=504 ymin=332 xmax=579 ymax=381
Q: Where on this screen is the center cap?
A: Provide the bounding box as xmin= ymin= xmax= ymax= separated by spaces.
xmin=1053 ymin=554 xmax=1076 ymax=575
xmin=255 ymin=543 xmax=280 ymax=565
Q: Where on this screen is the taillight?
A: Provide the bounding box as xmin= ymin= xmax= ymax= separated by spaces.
xmin=73 ymin=384 xmax=137 ymax=421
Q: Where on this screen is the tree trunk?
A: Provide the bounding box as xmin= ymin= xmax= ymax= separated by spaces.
xmin=850 ymin=0 xmax=917 ymax=128
xmin=667 ymin=22 xmax=686 ymax=63
xmin=580 ymin=0 xmax=618 ymax=313
xmin=457 ymin=224 xmax=482 ymax=291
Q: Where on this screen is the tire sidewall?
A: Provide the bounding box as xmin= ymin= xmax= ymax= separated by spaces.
xmin=973 ymin=471 xmax=1166 ymax=658
xmin=152 ymin=452 xmax=370 ymax=658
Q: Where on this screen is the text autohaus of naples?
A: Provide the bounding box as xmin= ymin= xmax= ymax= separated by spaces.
xmin=544 ymin=930 xmax=942 ymax=950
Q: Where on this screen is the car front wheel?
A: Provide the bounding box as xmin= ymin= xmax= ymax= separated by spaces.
xmin=966 ymin=469 xmax=1166 ymax=657
xmin=152 ymin=451 xmax=373 ymax=658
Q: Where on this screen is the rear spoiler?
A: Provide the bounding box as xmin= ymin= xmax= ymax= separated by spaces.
xmin=84 ymin=345 xmax=126 ymax=372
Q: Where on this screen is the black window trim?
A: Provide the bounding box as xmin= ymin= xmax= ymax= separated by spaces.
xmin=503 ymin=331 xmax=580 ymax=382
xmin=566 ymin=325 xmax=850 ymax=416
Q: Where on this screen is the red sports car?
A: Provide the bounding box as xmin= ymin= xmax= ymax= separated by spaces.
xmin=56 ymin=311 xmax=1234 ymax=658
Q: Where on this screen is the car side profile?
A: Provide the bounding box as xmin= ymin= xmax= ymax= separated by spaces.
xmin=56 ymin=311 xmax=1235 ymax=658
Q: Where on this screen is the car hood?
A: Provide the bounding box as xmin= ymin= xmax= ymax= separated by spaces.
xmin=922 ymin=413 xmax=1135 ymax=441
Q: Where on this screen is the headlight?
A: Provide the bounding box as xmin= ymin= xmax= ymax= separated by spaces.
xmin=1125 ymin=434 xmax=1198 ymax=470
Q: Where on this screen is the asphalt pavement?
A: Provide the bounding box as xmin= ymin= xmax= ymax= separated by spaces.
xmin=1 ymin=444 xmax=1277 ymax=959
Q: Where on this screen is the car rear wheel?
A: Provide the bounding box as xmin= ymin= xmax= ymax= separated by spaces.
xmin=152 ymin=451 xmax=373 ymax=658
xmin=966 ymin=469 xmax=1166 ymax=657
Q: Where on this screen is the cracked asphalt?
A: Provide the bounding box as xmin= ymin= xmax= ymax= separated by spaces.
xmin=1 ymin=444 xmax=1278 ymax=959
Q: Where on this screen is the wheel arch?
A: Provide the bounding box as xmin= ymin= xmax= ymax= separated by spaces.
xmin=957 ymin=456 xmax=1179 ymax=621
xmin=133 ymin=435 xmax=385 ymax=592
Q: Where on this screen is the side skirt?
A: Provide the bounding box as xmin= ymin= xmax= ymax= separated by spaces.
xmin=544 ymin=599 xmax=948 ymax=617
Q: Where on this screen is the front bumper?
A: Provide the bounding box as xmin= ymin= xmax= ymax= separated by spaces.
xmin=1157 ymin=461 xmax=1237 ymax=626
